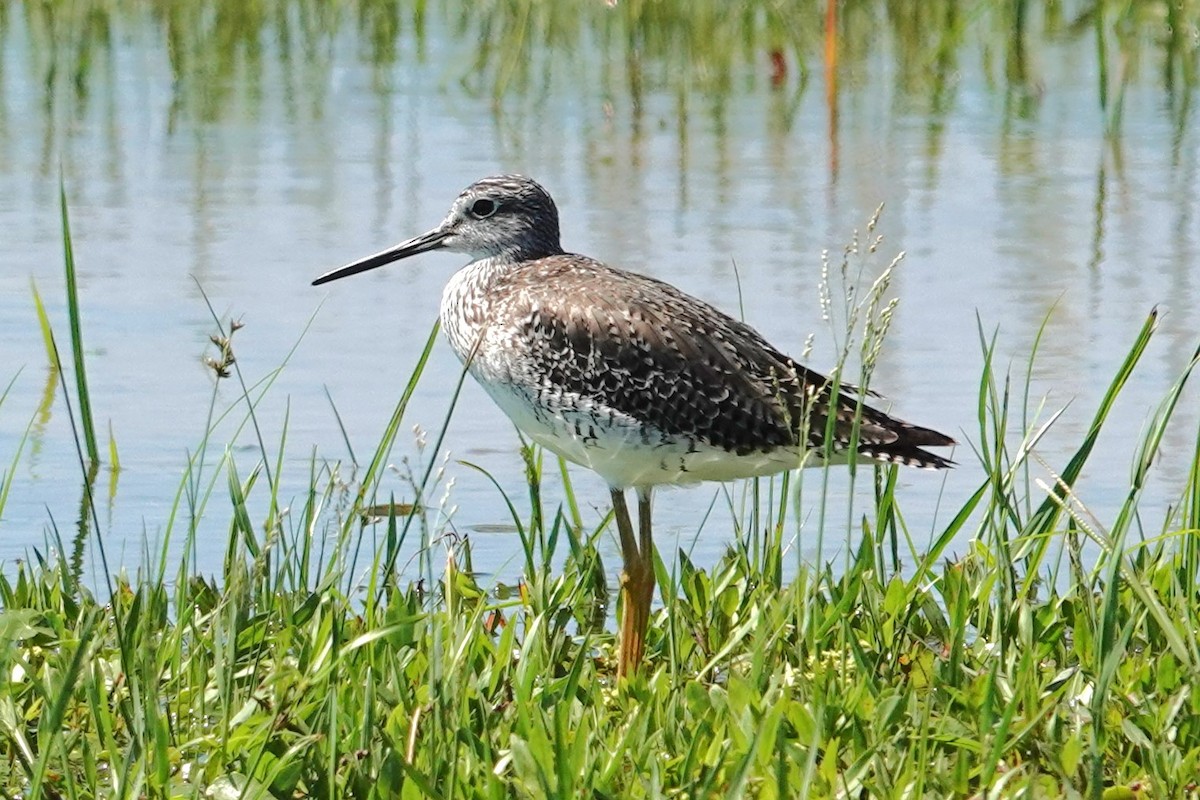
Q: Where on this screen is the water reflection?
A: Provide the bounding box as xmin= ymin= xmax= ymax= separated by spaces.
xmin=0 ymin=0 xmax=1197 ymax=580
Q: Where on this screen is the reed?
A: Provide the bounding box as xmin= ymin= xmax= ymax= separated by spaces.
xmin=11 ymin=0 xmax=1198 ymax=129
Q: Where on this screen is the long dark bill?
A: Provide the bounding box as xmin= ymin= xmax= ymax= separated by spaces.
xmin=311 ymin=227 xmax=450 ymax=286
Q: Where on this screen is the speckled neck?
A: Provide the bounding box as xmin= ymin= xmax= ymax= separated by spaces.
xmin=438 ymin=257 xmax=521 ymax=367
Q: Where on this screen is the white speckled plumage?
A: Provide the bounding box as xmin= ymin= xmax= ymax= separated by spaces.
xmin=313 ymin=174 xmax=955 ymax=677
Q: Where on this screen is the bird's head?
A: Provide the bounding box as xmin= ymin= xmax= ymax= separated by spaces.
xmin=312 ymin=174 xmax=563 ymax=286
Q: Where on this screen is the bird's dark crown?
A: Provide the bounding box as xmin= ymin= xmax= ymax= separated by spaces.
xmin=443 ymin=174 xmax=565 ymax=261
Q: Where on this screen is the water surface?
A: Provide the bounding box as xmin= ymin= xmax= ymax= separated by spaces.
xmin=1 ymin=2 xmax=1197 ymax=582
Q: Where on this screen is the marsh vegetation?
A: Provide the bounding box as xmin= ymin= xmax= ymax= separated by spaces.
xmin=3 ymin=0 xmax=1200 ymax=797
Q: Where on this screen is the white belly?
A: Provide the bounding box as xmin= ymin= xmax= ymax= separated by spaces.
xmin=478 ymin=380 xmax=809 ymax=489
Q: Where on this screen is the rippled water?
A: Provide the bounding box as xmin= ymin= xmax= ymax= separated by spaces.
xmin=1 ymin=2 xmax=1197 ymax=581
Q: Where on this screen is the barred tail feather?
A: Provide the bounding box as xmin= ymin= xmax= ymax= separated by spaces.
xmin=860 ymin=443 xmax=955 ymax=470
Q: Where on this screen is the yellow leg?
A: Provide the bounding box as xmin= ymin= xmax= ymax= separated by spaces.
xmin=613 ymin=488 xmax=655 ymax=679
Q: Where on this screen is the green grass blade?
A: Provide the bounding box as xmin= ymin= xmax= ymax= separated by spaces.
xmin=1027 ymin=308 xmax=1158 ymax=537
xmin=58 ymin=180 xmax=99 ymax=465
xmin=29 ymin=278 xmax=56 ymax=366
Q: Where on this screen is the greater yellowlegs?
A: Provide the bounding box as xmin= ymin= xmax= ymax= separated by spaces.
xmin=313 ymin=174 xmax=954 ymax=678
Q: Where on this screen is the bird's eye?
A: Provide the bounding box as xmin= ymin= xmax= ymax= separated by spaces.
xmin=470 ymin=198 xmax=498 ymax=218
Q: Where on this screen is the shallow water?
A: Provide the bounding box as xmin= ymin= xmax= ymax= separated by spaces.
xmin=1 ymin=2 xmax=1197 ymax=583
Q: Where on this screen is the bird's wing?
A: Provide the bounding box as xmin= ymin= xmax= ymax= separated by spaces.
xmin=490 ymin=257 xmax=952 ymax=465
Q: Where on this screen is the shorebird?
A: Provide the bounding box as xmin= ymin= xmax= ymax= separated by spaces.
xmin=313 ymin=174 xmax=954 ymax=678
